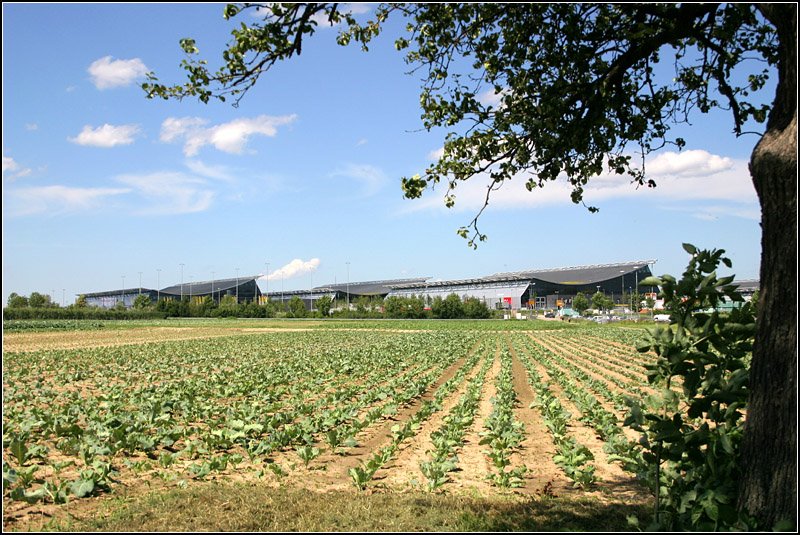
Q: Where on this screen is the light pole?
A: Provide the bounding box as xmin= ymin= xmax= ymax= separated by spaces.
xmin=211 ymin=271 xmax=215 ymax=305
xmin=265 ymin=262 xmax=270 ymax=304
xmin=531 ymin=282 xmax=536 ymax=310
xmin=346 ymin=261 xmax=350 ymax=310
xmin=180 ymin=263 xmax=185 ymax=300
xmin=156 ymin=269 xmax=161 ymax=302
xmin=121 ymin=276 xmax=125 ymax=307
xmin=620 ymin=270 xmax=625 ymax=305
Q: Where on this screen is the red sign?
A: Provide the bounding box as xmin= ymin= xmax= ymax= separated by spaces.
xmin=503 ymin=297 xmax=512 ymax=304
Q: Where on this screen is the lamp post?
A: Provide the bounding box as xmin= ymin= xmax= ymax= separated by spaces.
xmin=265 ymin=262 xmax=270 ymax=304
xmin=620 ymin=270 xmax=625 ymax=305
xmin=346 ymin=261 xmax=350 ymax=310
xmin=531 ymin=282 xmax=536 ymax=310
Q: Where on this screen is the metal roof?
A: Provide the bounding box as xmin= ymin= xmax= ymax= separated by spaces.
xmin=732 ymin=279 xmax=760 ymax=292
xmin=80 ymin=288 xmax=155 ymax=298
xmin=263 ymin=278 xmax=430 ymax=298
xmin=159 ymin=275 xmax=261 ymax=296
xmin=484 ymin=260 xmax=657 ymax=285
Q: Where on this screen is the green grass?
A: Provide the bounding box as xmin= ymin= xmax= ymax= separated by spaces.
xmin=34 ymin=482 xmax=652 ymax=532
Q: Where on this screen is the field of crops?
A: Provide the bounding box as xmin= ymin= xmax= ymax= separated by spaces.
xmin=2 ymin=319 xmax=656 ymax=530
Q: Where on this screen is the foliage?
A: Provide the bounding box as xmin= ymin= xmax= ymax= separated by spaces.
xmin=28 ymin=292 xmax=51 ymax=308
xmin=143 ymin=3 xmax=777 ymax=247
xmin=462 ymin=297 xmax=491 ymax=319
xmin=315 ymin=295 xmax=333 ymax=316
xmin=2 ymin=307 xmax=165 ymax=321
xmin=287 ymin=296 xmax=307 ymax=318
xmin=572 ymin=292 xmax=590 ymax=316
xmin=626 ymin=244 xmax=756 ymax=530
xmin=7 ymin=293 xmax=29 ymax=308
xmin=591 ymin=291 xmax=614 ymax=313
xmin=133 ymin=294 xmax=152 ymax=310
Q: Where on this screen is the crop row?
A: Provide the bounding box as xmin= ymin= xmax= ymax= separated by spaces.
xmin=3 ymin=331 xmax=482 ymax=503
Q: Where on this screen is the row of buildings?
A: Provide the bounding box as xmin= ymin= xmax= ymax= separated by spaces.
xmin=81 ymin=259 xmax=759 ymax=311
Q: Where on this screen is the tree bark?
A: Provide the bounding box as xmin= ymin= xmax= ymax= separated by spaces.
xmin=739 ymin=4 xmax=797 ymax=529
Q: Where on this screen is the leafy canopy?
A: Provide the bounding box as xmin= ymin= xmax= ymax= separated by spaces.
xmin=144 ymin=4 xmax=777 ymax=246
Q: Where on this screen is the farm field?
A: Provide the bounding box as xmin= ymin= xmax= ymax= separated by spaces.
xmin=3 ymin=319 xmax=657 ymax=531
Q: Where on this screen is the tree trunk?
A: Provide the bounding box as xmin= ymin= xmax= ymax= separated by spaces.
xmin=738 ymin=4 xmax=797 ymax=529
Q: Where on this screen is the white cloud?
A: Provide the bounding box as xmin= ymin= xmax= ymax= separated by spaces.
xmin=399 ymin=149 xmax=758 ymax=219
xmin=356 ymin=138 xmax=368 ymax=147
xmin=427 ymin=147 xmax=445 ymax=161
xmin=6 ymin=185 xmax=131 ymax=216
xmin=310 ymin=3 xmax=372 ymax=26
xmin=477 ymin=87 xmax=509 ymax=108
xmin=185 ymin=160 xmax=235 ymax=182
xmin=330 ymin=163 xmax=387 ymax=197
xmin=88 ymin=56 xmax=148 ymax=89
xmin=3 ymin=156 xmax=33 ymax=179
xmin=646 ymin=149 xmax=734 ymax=177
xmin=116 ymin=172 xmax=215 ymax=215
xmin=3 ymin=156 xmax=20 ymax=173
xmin=160 ymin=115 xmax=297 ymax=156
xmin=69 ymin=124 xmax=140 ymax=147
xmin=262 ymin=258 xmax=321 ymax=281
xmin=25 ymin=123 xmax=38 ymax=131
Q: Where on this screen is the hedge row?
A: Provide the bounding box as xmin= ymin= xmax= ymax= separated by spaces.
xmin=2 ymin=307 xmax=166 ymax=321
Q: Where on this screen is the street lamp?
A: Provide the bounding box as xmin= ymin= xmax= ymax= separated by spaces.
xmin=531 ymin=282 xmax=536 ymax=310
xmin=265 ymin=262 xmax=270 ymax=304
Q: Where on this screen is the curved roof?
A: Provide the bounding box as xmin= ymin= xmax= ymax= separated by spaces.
xmin=159 ymin=275 xmax=260 ymax=296
xmin=485 ymin=260 xmax=656 ymax=285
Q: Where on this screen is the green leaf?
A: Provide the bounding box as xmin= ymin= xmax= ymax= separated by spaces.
xmin=682 ymin=243 xmax=698 ymax=255
xmin=70 ymin=479 xmax=95 ymax=498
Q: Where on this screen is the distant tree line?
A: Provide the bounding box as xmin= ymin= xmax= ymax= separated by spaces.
xmin=4 ymin=291 xmax=494 ymax=320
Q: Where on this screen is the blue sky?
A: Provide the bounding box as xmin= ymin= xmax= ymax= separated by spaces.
xmin=3 ymin=3 xmax=769 ymax=305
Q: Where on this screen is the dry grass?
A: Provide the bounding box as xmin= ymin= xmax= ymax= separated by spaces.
xmin=19 ymin=481 xmax=651 ymax=532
